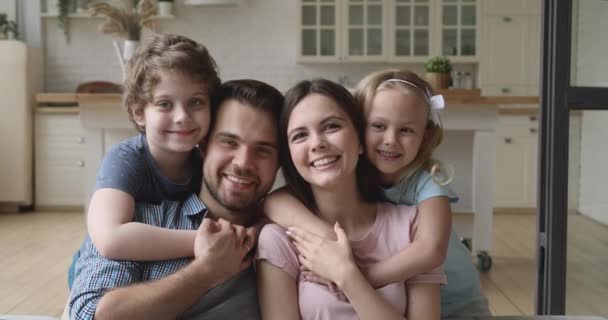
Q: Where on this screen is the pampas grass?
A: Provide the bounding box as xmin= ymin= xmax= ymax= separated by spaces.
xmin=88 ymin=0 xmax=157 ymax=41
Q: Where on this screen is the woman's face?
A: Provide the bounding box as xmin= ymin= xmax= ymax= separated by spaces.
xmin=286 ymin=93 xmax=362 ymax=189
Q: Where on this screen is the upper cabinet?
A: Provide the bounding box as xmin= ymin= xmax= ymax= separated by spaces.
xmin=440 ymin=0 xmax=477 ymax=58
xmin=345 ymin=0 xmax=386 ymax=62
xmin=299 ymin=0 xmax=478 ymax=63
xmin=478 ymin=0 xmax=541 ymax=96
xmin=301 ymin=0 xmax=340 ymax=62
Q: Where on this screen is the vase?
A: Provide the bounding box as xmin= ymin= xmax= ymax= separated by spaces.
xmin=158 ymin=2 xmax=173 ymax=17
xmin=425 ymin=72 xmax=451 ymax=90
xmin=123 ymin=40 xmax=139 ymax=62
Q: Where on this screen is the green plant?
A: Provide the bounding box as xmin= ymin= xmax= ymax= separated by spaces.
xmin=0 ymin=13 xmax=19 ymax=39
xmin=58 ymin=0 xmax=72 ymax=41
xmin=425 ymin=56 xmax=452 ymax=74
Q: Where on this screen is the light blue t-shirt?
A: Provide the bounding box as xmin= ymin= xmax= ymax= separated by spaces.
xmin=382 ymin=170 xmax=489 ymax=318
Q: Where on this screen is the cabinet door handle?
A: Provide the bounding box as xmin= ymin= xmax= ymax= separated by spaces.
xmin=76 ymin=161 xmax=85 ymax=167
xmin=529 ymin=116 xmax=537 ymax=121
xmin=504 ymin=137 xmax=513 ymax=144
xmin=503 ymin=16 xmax=512 ymax=23
xmin=77 ymin=137 xmax=85 ymax=144
xmin=501 ymin=87 xmax=511 ymax=94
xmin=530 ymin=128 xmax=537 ymax=134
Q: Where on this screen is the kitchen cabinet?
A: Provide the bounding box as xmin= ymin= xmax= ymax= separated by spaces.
xmin=35 ymin=112 xmax=85 ymax=208
xmin=494 ymin=113 xmax=581 ymax=209
xmin=299 ymin=0 xmax=477 ymax=63
xmin=479 ymin=1 xmax=541 ymax=96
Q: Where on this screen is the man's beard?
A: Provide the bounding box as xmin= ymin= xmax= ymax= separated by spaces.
xmin=202 ymin=176 xmax=262 ymax=213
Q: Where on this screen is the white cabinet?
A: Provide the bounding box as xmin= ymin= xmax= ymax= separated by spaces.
xmin=479 ymin=1 xmax=541 ymax=96
xmin=494 ymin=113 xmax=582 ymax=209
xmin=299 ymin=0 xmax=477 ymax=63
xmin=35 ymin=112 xmax=85 ymax=208
xmin=494 ymin=114 xmax=539 ymax=207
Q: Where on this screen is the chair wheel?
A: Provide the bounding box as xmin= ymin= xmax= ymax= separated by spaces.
xmin=477 ymin=251 xmax=492 ymax=272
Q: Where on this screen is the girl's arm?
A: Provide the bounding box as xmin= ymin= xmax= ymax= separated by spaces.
xmin=264 ymin=188 xmax=334 ymax=239
xmin=288 ymin=223 xmax=405 ymax=320
xmin=256 ymin=261 xmax=300 ymax=320
xmin=87 ymin=188 xmax=196 ymax=260
xmin=405 ymin=283 xmax=441 ymax=320
xmin=366 ymin=196 xmax=452 ymax=287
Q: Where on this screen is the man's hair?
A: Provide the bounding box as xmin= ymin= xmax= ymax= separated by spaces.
xmin=123 ymin=33 xmax=221 ymax=132
xmin=209 ymin=79 xmax=284 ymax=134
xmin=280 ymin=78 xmax=381 ymax=212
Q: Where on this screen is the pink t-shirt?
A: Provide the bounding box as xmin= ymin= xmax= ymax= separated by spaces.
xmin=256 ymin=202 xmax=447 ymax=320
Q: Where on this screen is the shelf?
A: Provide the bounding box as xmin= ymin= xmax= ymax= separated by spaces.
xmin=41 ymin=13 xmax=175 ymax=20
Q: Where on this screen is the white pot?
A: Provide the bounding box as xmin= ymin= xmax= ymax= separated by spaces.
xmin=158 ymin=2 xmax=173 ymax=16
xmin=123 ymin=40 xmax=139 ymax=62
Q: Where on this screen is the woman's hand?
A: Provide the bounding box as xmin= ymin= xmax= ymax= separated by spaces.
xmin=286 ymin=222 xmax=356 ymax=286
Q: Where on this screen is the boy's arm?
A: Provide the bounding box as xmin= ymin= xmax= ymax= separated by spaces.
xmin=263 ymin=188 xmax=334 ymax=239
xmin=87 ymin=188 xmax=196 ymax=260
xmin=366 ymin=196 xmax=451 ymax=287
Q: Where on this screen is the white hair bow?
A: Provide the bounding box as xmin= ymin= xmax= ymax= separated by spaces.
xmin=429 ymin=94 xmax=445 ymax=127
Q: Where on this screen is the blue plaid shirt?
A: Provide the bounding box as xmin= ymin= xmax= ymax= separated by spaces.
xmin=69 ymin=194 xmax=207 ymax=320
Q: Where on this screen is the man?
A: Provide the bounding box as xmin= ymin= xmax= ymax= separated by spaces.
xmin=69 ymin=79 xmax=284 ymax=320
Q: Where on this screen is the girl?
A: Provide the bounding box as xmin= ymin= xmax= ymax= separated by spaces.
xmin=263 ymin=70 xmax=489 ymax=318
xmin=256 ymin=78 xmax=445 ymax=319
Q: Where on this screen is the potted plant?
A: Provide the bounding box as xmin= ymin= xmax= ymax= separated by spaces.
xmin=88 ymin=0 xmax=157 ymax=73
xmin=425 ymin=56 xmax=452 ymax=90
xmin=58 ymin=0 xmax=72 ymax=41
xmin=0 ymin=13 xmax=18 ymax=39
xmin=157 ymin=0 xmax=173 ymax=17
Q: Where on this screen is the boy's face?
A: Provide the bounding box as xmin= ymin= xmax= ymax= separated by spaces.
xmin=201 ymin=99 xmax=279 ymax=215
xmin=134 ymin=69 xmax=211 ymax=159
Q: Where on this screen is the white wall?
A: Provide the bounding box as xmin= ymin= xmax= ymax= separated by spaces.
xmin=0 ymin=0 xmax=16 ymax=20
xmin=574 ymin=0 xmax=608 ymax=225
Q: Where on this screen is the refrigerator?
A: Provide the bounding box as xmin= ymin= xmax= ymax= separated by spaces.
xmin=0 ymin=40 xmax=42 ymax=209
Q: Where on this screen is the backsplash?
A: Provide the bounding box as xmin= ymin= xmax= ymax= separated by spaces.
xmin=42 ymin=0 xmax=475 ymax=93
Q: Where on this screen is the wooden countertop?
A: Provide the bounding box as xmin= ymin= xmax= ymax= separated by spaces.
xmin=36 ymin=90 xmax=540 ymax=106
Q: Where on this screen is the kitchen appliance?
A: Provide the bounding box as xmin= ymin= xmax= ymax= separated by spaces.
xmin=0 ymin=40 xmax=42 ymax=210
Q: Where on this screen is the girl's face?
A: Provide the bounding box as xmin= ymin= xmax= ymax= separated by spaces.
xmin=365 ymin=88 xmax=428 ymax=185
xmin=287 ymin=93 xmax=362 ymax=189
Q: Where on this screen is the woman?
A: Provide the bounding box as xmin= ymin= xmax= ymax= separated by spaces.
xmin=256 ymin=79 xmax=445 ymax=320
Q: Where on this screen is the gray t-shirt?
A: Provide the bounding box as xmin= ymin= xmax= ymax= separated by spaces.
xmin=179 ymin=267 xmax=260 ymax=320
xmin=95 ymin=134 xmax=202 ymax=202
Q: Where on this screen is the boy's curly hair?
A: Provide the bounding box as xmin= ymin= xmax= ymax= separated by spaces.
xmin=123 ymin=33 xmax=221 ymax=132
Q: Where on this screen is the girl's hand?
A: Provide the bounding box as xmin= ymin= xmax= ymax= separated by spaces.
xmin=286 ymin=222 xmax=356 ymax=286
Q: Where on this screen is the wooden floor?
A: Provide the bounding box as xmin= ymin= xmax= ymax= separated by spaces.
xmin=0 ymin=210 xmax=606 ymax=317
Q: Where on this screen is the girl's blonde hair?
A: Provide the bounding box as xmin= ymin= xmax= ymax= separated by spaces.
xmin=354 ymin=69 xmax=451 ymax=184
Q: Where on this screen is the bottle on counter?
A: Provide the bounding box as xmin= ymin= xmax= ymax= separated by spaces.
xmin=463 ymin=72 xmax=474 ymax=90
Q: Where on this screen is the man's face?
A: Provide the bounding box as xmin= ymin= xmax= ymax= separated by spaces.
xmin=201 ymin=99 xmax=279 ymax=213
